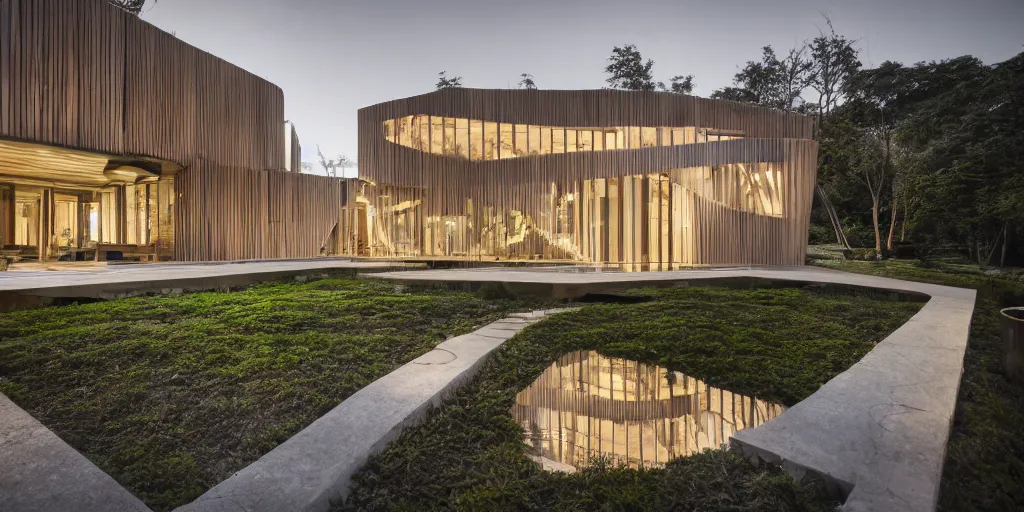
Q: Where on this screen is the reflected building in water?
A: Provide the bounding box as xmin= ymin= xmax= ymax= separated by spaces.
xmin=350 ymin=89 xmax=818 ymax=270
xmin=511 ymin=351 xmax=785 ymax=471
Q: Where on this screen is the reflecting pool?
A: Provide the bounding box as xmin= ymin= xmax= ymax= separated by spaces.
xmin=511 ymin=351 xmax=785 ymax=472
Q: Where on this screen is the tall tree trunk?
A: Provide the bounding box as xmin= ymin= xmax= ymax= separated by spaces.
xmin=1001 ymin=223 xmax=1009 ymax=268
xmin=900 ymin=201 xmax=908 ymax=242
xmin=872 ymin=196 xmax=882 ymax=254
xmin=886 ymin=198 xmax=898 ymax=253
xmin=816 ymin=185 xmax=851 ymax=250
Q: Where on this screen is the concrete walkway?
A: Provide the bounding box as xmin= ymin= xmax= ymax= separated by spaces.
xmin=175 ymin=309 xmax=568 ymax=512
xmin=370 ymin=266 xmax=977 ymax=512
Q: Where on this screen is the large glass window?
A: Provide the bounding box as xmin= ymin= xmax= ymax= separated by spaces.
xmin=383 ymin=116 xmax=745 ymax=160
xmin=528 ymin=126 xmax=541 ymax=155
xmin=484 ymin=122 xmax=498 ymax=160
xmin=455 ymin=118 xmax=469 ymax=159
xmin=514 ymin=125 xmax=528 ymax=157
xmin=552 ymin=128 xmax=565 ymax=154
xmin=469 ymin=120 xmax=483 ymax=161
xmin=430 ymin=117 xmax=444 ymax=155
xmin=500 ymin=124 xmax=515 ymax=159
xmin=580 ymin=130 xmax=593 ymax=152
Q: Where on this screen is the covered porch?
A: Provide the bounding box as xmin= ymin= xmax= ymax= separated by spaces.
xmin=0 ymin=139 xmax=180 ymax=264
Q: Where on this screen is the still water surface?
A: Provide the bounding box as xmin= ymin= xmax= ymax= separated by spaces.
xmin=511 ymin=350 xmax=785 ymax=472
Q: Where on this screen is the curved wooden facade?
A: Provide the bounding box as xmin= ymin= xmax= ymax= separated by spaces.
xmin=0 ymin=0 xmax=342 ymax=261
xmin=356 ymin=89 xmax=818 ymax=268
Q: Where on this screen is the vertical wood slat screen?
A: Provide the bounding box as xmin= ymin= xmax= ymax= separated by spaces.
xmin=356 ymin=89 xmax=818 ymax=268
xmin=1 ymin=0 xmax=336 ymax=261
xmin=174 ymin=164 xmax=343 ymax=261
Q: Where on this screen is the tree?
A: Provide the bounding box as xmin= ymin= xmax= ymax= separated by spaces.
xmin=605 ymin=45 xmax=656 ymax=90
xmin=518 ymin=73 xmax=537 ymax=90
xmin=711 ymin=45 xmax=811 ymax=111
xmin=316 ymin=145 xmax=355 ymax=178
xmin=436 ymin=71 xmax=463 ymax=89
xmin=108 ymin=0 xmax=151 ymax=14
xmin=657 ymin=75 xmax=695 ymax=94
xmin=808 ymin=17 xmax=861 ymax=123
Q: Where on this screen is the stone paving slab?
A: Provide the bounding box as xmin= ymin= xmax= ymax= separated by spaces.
xmin=371 ymin=266 xmax=977 ymax=512
xmin=0 ymin=259 xmax=408 ymax=293
xmin=175 ymin=310 xmax=566 ymax=512
xmin=0 ymin=394 xmax=151 ymax=512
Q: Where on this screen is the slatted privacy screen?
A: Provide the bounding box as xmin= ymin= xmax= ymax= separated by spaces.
xmin=1 ymin=0 xmax=337 ymax=261
xmin=355 ymin=89 xmax=818 ymax=269
xmin=174 ymin=164 xmax=344 ymax=261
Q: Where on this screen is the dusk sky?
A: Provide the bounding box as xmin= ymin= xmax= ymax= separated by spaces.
xmin=141 ymin=0 xmax=1023 ymax=177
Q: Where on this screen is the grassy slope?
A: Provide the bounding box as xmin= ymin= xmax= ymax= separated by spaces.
xmin=811 ymin=258 xmax=1024 ymax=512
xmin=343 ymin=285 xmax=922 ymax=511
xmin=0 ymin=277 xmax=553 ymax=511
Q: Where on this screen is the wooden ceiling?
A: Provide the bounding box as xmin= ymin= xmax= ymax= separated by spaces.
xmin=0 ymin=139 xmax=180 ymax=190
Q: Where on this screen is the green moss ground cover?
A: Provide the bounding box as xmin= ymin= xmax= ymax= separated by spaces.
xmin=343 ymin=284 xmax=922 ymax=511
xmin=811 ymin=258 xmax=1024 ymax=511
xmin=0 ymin=276 xmax=554 ymax=511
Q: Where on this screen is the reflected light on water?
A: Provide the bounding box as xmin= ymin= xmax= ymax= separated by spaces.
xmin=511 ymin=351 xmax=785 ymax=472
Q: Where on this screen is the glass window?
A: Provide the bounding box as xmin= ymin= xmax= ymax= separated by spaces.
xmin=594 ymin=130 xmax=604 ymax=151
xmin=608 ymin=131 xmax=618 ymax=151
xmin=641 ymin=127 xmax=656 ymax=148
xmin=469 ymin=120 xmax=483 ymax=161
xmin=629 ymin=127 xmax=640 ymax=149
xmin=455 ymin=118 xmax=469 ymax=159
xmin=566 ymin=129 xmax=577 ymax=153
xmin=383 ymin=119 xmax=395 ymax=143
xmin=580 ymin=130 xmax=593 ymax=152
xmin=484 ymin=122 xmax=498 ymax=160
xmin=443 ymin=118 xmax=456 ymax=155
xmin=552 ymin=128 xmax=565 ymax=153
xmin=672 ymin=128 xmax=685 ymax=145
xmin=412 ymin=115 xmax=428 ymax=150
xmin=541 ymin=127 xmax=552 ymax=155
xmin=398 ymin=116 xmax=413 ymax=148
xmin=430 ymin=117 xmax=444 ymax=154
xmin=500 ymin=123 xmax=514 ymax=159
xmin=660 ymin=127 xmax=672 ymax=147
xmin=514 ymin=124 xmax=528 ymax=157
xmin=528 ymin=125 xmax=541 ymax=155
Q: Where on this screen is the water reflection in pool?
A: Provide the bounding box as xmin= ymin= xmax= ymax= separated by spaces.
xmin=511 ymin=350 xmax=785 ymax=472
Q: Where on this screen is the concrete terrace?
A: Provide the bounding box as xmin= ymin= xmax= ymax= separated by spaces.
xmin=0 ymin=259 xmax=413 ymax=310
xmin=369 ymin=265 xmax=977 ymax=512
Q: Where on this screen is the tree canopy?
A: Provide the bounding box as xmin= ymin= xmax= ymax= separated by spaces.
xmin=108 ymin=0 xmax=149 ymax=15
xmin=436 ymin=71 xmax=463 ymax=89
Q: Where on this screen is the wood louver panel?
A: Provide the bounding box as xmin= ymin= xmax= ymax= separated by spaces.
xmin=1 ymin=0 xmax=330 ymax=262
xmin=355 ymin=89 xmax=818 ymax=269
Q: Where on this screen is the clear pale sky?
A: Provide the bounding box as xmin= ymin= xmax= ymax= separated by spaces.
xmin=140 ymin=0 xmax=1023 ymax=177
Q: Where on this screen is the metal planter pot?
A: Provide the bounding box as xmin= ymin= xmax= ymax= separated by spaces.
xmin=1001 ymin=307 xmax=1024 ymax=383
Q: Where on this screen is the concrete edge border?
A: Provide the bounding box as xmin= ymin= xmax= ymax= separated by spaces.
xmin=0 ymin=394 xmax=152 ymax=512
xmin=368 ymin=266 xmax=978 ymax=512
xmin=174 ymin=308 xmax=574 ymax=512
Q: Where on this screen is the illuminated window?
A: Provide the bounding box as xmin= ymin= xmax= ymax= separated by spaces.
xmin=383 ymin=116 xmax=745 ymax=160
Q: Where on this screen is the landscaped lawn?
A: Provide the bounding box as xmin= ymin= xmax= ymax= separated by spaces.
xmin=810 ymin=257 xmax=1024 ymax=512
xmin=0 ymin=275 xmax=555 ymax=511
xmin=343 ymin=284 xmax=923 ymax=511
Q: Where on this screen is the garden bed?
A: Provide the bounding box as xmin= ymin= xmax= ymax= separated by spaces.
xmin=812 ymin=258 xmax=1024 ymax=511
xmin=0 ymin=277 xmax=554 ymax=511
xmin=342 ymin=284 xmax=923 ymax=511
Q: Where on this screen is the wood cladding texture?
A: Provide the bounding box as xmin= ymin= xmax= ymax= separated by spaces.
xmin=1 ymin=0 xmax=341 ymax=261
xmin=357 ymin=89 xmax=818 ymax=268
xmin=174 ymin=163 xmax=344 ymax=261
